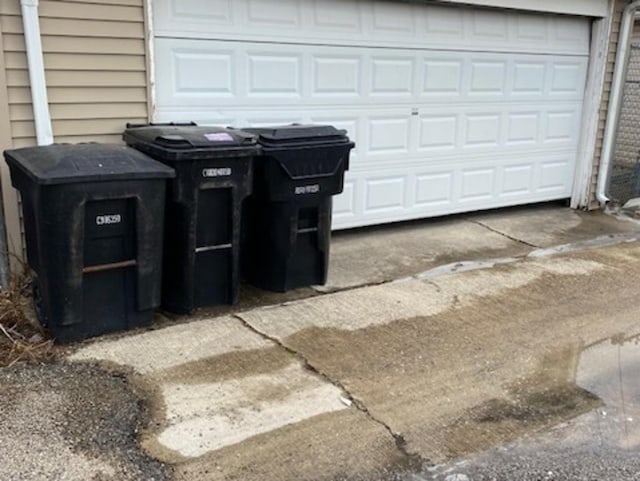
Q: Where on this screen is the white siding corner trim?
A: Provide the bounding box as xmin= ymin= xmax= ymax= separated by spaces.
xmin=572 ymin=3 xmax=615 ymax=208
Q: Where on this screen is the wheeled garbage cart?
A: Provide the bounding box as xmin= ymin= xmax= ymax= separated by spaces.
xmin=4 ymin=144 xmax=174 ymax=342
xmin=240 ymin=124 xmax=354 ymax=292
xmin=124 ymin=124 xmax=259 ymax=312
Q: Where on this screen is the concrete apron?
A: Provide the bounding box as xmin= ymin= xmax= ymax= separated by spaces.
xmin=322 ymin=205 xmax=640 ymax=291
xmin=69 ymin=207 xmax=640 ymax=481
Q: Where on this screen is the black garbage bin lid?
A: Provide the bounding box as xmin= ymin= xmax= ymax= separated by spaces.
xmin=4 ymin=143 xmax=175 ymax=186
xmin=123 ymin=125 xmax=259 ymax=161
xmin=241 ymin=124 xmax=352 ymax=149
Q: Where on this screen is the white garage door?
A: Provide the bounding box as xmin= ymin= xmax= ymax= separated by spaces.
xmin=152 ymin=0 xmax=590 ymax=229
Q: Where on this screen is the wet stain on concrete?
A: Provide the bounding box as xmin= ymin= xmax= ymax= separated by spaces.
xmin=575 ymin=333 xmax=640 ymax=450
xmin=154 ymin=346 xmax=293 ymax=385
xmin=421 ymin=332 xmax=640 ymax=480
xmin=270 ymin=244 xmax=640 ymax=463
xmin=439 ymin=349 xmax=602 ymax=459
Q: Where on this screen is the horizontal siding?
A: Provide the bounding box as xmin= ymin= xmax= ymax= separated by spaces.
xmin=3 ymin=32 xmax=145 ymax=54
xmin=1 ymin=16 xmax=145 ymax=38
xmin=12 ymin=118 xmax=148 ymax=139
xmin=4 ymin=52 xmax=146 ymax=70
xmin=0 ymin=0 xmax=150 ymax=263
xmin=8 ymin=86 xmax=148 ymax=104
xmin=0 ymin=1 xmax=144 ymax=21
xmin=2 ymin=0 xmax=149 ymax=144
xmin=9 ymin=102 xmax=148 ymax=121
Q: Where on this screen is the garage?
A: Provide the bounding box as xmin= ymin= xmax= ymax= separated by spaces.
xmin=152 ymin=0 xmax=590 ymax=229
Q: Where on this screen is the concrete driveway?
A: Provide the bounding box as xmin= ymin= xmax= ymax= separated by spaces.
xmin=3 ymin=204 xmax=640 ymax=481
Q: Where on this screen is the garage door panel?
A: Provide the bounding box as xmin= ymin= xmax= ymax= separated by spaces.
xmin=155 ymin=105 xmax=582 ymax=177
xmin=157 ymin=39 xmax=588 ymax=107
xmin=160 ymin=0 xmax=235 ymax=28
xmin=419 ymin=114 xmax=459 ymax=151
xmin=333 ymin=179 xmax=358 ymax=220
xmin=155 ymin=0 xmax=589 ymax=55
xmin=544 ymin=110 xmax=581 ymax=144
xmin=312 ymin=56 xmax=362 ymax=97
xmin=156 ymin=38 xmax=588 ymax=109
xmin=311 ymin=0 xmax=362 ymax=32
xmin=538 ymin=157 xmax=574 ymax=193
xmin=364 ymin=176 xmax=407 ymax=214
xmin=415 ymin=172 xmax=455 ymax=208
xmin=460 ymin=168 xmax=497 ymax=202
xmin=155 ymin=103 xmax=582 ymax=163
xmin=245 ymin=0 xmax=304 ymax=28
xmin=370 ymin=56 xmax=415 ymax=97
xmin=337 ymin=150 xmax=575 ymax=227
xmin=550 ymin=62 xmax=587 ymax=95
xmin=469 ymin=61 xmax=507 ymax=95
xmin=366 ymin=115 xmax=411 ymax=155
xmin=247 ymin=53 xmax=303 ymax=97
xmin=501 ymin=164 xmax=534 ymax=196
xmin=171 ymin=49 xmax=235 ymax=97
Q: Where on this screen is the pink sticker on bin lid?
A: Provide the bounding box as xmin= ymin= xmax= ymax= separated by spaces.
xmin=204 ymin=132 xmax=234 ymax=142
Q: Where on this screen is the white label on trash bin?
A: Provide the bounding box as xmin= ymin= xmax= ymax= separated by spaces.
xmin=96 ymin=214 xmax=121 ymax=225
xmin=295 ymin=184 xmax=320 ymax=195
xmin=203 ymin=168 xmax=232 ymax=177
xmin=204 ymin=133 xmax=234 ymax=142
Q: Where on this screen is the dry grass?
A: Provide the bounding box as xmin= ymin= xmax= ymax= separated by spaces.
xmin=0 ymin=274 xmax=56 ymax=367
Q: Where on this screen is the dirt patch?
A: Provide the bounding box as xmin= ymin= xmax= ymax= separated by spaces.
xmin=0 ymin=362 xmax=169 ymax=481
xmin=0 ymin=275 xmax=57 ymax=367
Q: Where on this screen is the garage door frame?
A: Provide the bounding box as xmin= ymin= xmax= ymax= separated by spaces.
xmin=143 ymin=0 xmax=614 ymax=215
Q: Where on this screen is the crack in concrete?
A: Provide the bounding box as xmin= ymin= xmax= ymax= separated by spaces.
xmin=424 ymin=279 xmax=442 ymax=293
xmin=467 ymin=219 xmax=540 ymax=248
xmin=231 ymin=313 xmax=424 ymax=465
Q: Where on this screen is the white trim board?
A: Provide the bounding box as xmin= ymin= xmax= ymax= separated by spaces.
xmin=572 ymin=3 xmax=615 ymax=208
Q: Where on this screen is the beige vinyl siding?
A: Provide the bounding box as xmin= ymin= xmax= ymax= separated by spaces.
xmin=0 ymin=0 xmax=150 ymax=267
xmin=1 ymin=0 xmax=149 ymax=145
xmin=0 ymin=17 xmax=23 ymax=264
xmin=588 ymin=0 xmax=627 ymax=209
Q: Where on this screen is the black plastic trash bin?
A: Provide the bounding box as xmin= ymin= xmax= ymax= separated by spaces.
xmin=4 ymin=144 xmax=175 ymax=343
xmin=240 ymin=124 xmax=354 ymax=292
xmin=124 ymin=124 xmax=259 ymax=313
